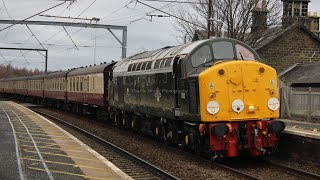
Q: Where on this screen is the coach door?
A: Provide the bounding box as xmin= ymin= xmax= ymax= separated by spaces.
xmin=173 ymin=56 xmax=183 ymax=117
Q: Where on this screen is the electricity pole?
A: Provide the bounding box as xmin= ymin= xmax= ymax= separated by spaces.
xmin=207 ymin=0 xmax=212 ymax=39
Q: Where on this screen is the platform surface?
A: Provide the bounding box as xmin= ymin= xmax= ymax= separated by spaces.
xmin=0 ymin=101 xmax=131 ymax=180
xmin=281 ymin=118 xmax=320 ymax=140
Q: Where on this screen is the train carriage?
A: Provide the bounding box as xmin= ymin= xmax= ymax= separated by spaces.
xmin=14 ymin=76 xmax=29 ymax=98
xmin=44 ymin=70 xmax=71 ymax=103
xmin=28 ymin=74 xmax=45 ymax=101
xmin=2 ymin=78 xmax=15 ymax=95
xmin=0 ymin=78 xmax=5 ymax=93
xmin=67 ymin=63 xmax=115 ymax=108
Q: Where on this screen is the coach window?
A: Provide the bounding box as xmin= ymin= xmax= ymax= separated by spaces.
xmin=76 ymin=77 xmax=79 ymax=92
xmin=92 ymin=77 xmax=95 ymax=91
xmin=212 ymin=41 xmax=234 ymax=60
xmin=191 ymin=45 xmax=212 ymax=67
xmin=73 ymin=78 xmax=75 ymax=91
xmin=80 ymin=77 xmax=84 ymax=91
xmin=69 ymin=78 xmax=72 ymax=91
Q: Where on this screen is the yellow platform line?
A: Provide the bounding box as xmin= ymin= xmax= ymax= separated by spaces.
xmin=23 ymin=158 xmax=106 ymax=171
xmin=18 ymin=139 xmax=59 ymax=146
xmin=19 ymin=135 xmax=74 ymax=142
xmin=24 ymin=150 xmax=100 ymax=162
xmin=15 ymin=129 xmax=44 ymax=133
xmin=28 ymin=167 xmax=109 ymax=180
xmin=19 ymin=132 xmax=68 ymax=138
xmin=20 ymin=145 xmax=84 ymax=153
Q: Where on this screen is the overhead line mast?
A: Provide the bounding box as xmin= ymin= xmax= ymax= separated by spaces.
xmin=0 ymin=20 xmax=128 ymax=58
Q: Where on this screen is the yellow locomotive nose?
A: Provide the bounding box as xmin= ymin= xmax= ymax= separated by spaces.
xmin=199 ymin=60 xmax=279 ymax=122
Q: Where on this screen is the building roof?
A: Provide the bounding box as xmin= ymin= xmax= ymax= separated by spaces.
xmin=281 ymin=0 xmax=310 ymax=2
xmin=245 ymin=23 xmax=320 ymax=50
xmin=279 ymin=62 xmax=320 ymax=87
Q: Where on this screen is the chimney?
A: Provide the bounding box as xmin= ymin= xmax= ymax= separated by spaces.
xmin=262 ymin=0 xmax=267 ymax=11
xmin=254 ymin=0 xmax=259 ymax=10
xmin=251 ymin=0 xmax=268 ymax=33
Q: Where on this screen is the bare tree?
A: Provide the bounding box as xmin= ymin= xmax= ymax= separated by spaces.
xmin=172 ymin=0 xmax=282 ymax=43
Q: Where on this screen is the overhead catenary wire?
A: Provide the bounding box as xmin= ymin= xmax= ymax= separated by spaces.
xmin=128 ymin=1 xmax=176 ymax=25
xmin=0 ymin=51 xmax=9 ymax=64
xmin=62 ymin=26 xmax=79 ymax=50
xmin=3 ymin=1 xmax=75 ymax=59
xmin=0 ymin=0 xmax=72 ymax=33
xmin=20 ymin=50 xmax=30 ymax=65
xmin=100 ymin=0 xmax=134 ymax=20
xmin=46 ymin=0 xmax=98 ymax=52
xmin=26 ymin=25 xmax=45 ymax=50
xmin=1 ymin=0 xmax=13 ymax=19
xmin=57 ymin=30 xmax=111 ymax=54
xmin=0 ymin=41 xmax=120 ymax=48
xmin=25 ymin=1 xmax=75 ymax=42
xmin=135 ymin=0 xmax=203 ymax=28
xmin=140 ymin=0 xmax=205 ymax=4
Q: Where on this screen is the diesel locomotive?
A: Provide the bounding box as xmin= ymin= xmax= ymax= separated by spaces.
xmin=0 ymin=38 xmax=285 ymax=159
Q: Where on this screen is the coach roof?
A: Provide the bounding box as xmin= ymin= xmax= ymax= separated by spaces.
xmin=45 ymin=70 xmax=72 ymax=79
xmin=28 ymin=74 xmax=47 ymax=80
xmin=68 ymin=62 xmax=115 ymax=77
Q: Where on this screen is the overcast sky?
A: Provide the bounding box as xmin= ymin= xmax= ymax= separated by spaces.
xmin=0 ymin=0 xmax=319 ymax=71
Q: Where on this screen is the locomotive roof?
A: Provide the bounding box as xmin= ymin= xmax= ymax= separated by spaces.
xmin=45 ymin=70 xmax=72 ymax=79
xmin=126 ymin=40 xmax=206 ymax=61
xmin=125 ymin=38 xmax=257 ymax=62
xmin=113 ymin=38 xmax=259 ymax=75
xmin=68 ymin=62 xmax=115 ymax=76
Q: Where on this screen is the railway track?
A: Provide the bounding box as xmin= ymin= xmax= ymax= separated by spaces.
xmin=32 ymin=109 xmax=179 ymax=180
xmin=32 ymin=107 xmax=260 ymax=179
xmin=31 ymin=107 xmax=320 ymax=180
xmin=266 ymin=160 xmax=320 ymax=179
xmin=220 ymin=158 xmax=320 ymax=180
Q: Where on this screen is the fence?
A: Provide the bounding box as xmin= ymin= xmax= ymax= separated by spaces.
xmin=281 ymin=86 xmax=320 ymax=122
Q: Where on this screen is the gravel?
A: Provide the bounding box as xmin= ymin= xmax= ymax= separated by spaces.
xmin=33 ymin=107 xmax=241 ymax=180
xmin=31 ymin=106 xmax=320 ymax=180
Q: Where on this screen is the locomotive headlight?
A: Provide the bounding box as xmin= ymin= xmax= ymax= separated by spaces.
xmin=207 ymin=101 xmax=220 ymax=115
xmin=232 ymin=99 xmax=244 ymax=113
xmin=268 ymin=98 xmax=280 ymax=111
xmin=249 ymin=105 xmax=255 ymax=112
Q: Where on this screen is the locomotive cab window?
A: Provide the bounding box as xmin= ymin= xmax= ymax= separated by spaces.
xmin=235 ymin=44 xmax=255 ymax=60
xmin=212 ymin=41 xmax=234 ymax=60
xmin=191 ymin=45 xmax=212 ymax=67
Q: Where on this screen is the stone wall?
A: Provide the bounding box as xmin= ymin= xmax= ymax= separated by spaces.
xmin=257 ymin=27 xmax=320 ymax=73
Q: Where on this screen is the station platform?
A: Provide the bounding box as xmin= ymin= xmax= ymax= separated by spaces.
xmin=281 ymin=118 xmax=320 ymax=140
xmin=0 ymin=101 xmax=131 ymax=180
